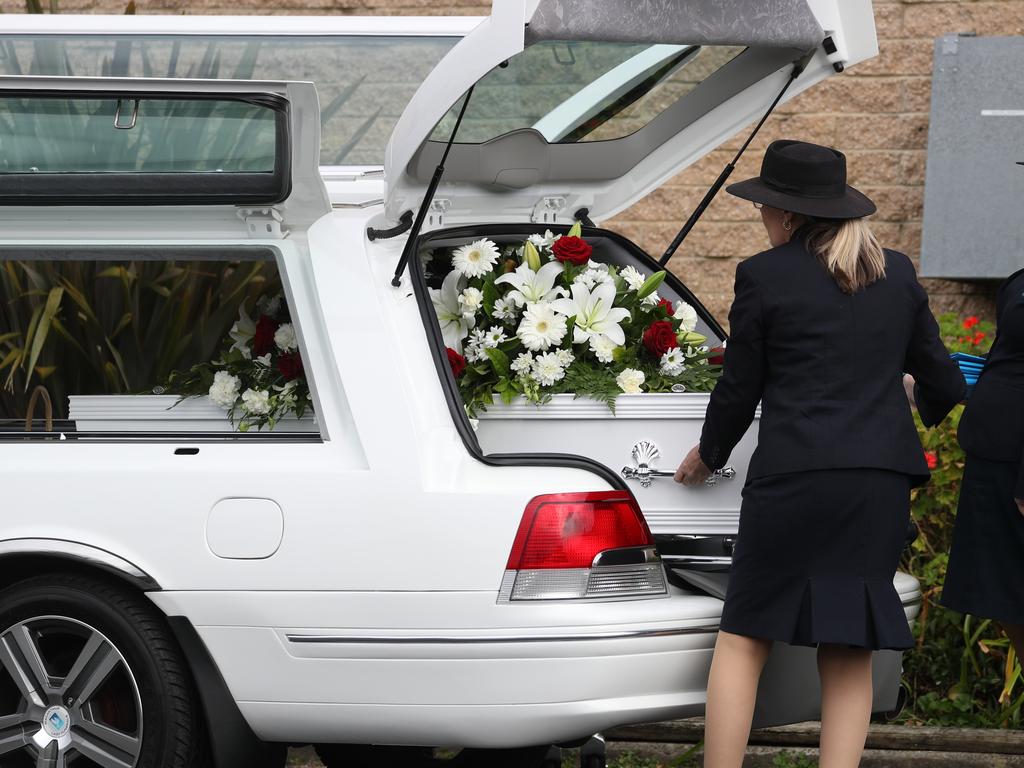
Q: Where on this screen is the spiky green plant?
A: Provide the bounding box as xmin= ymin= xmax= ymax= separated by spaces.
xmin=0 ymin=258 xmax=279 ymax=420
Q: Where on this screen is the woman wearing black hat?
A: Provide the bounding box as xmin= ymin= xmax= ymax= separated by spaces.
xmin=674 ymin=139 xmax=965 ymax=768
xmin=940 ymin=160 xmax=1024 ymax=657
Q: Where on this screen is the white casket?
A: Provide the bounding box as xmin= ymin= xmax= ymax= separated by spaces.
xmin=67 ymin=395 xmax=318 ymax=433
xmin=474 ymin=392 xmax=759 ymax=536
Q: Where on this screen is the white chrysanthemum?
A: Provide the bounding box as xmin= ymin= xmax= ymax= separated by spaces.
xmin=511 ymin=352 xmax=534 ymax=376
xmin=516 ymin=302 xmax=568 ymax=351
xmin=257 ymin=293 xmax=282 ymax=317
xmin=660 ymin=348 xmax=687 ymax=376
xmin=452 ymin=238 xmax=500 ymax=278
xmin=208 ymin=371 xmax=241 ymax=410
xmin=528 ymin=229 xmax=559 ymax=252
xmin=531 ymin=352 xmax=566 ymax=387
xmin=620 ymin=265 xmax=646 ymax=291
xmin=642 ymin=291 xmax=661 ymax=307
xmin=484 ymin=326 xmax=507 ymax=348
xmin=458 ymin=287 xmax=484 ymax=317
xmin=616 ymin=368 xmax=645 ymax=394
xmin=589 ymin=334 xmax=618 ymax=364
xmin=493 ymin=296 xmax=518 ymax=322
xmin=574 ymin=262 xmax=614 ymax=290
xmin=274 ymin=323 xmax=297 ymax=352
xmin=464 ymin=329 xmax=489 ymax=362
xmin=555 ymin=348 xmax=575 ymax=367
xmin=674 ymin=300 xmax=699 ymax=333
xmin=241 ymin=388 xmax=271 ymax=416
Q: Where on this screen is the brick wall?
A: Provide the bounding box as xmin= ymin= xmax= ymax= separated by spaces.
xmin=3 ymin=0 xmax=1021 ymax=323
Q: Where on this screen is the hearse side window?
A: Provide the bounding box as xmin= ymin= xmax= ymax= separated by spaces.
xmin=0 ymin=250 xmax=320 ymax=439
xmin=0 ymin=34 xmax=458 ymax=166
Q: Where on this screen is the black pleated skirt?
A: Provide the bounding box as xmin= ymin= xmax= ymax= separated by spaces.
xmin=941 ymin=456 xmax=1024 ymax=623
xmin=720 ymin=468 xmax=914 ymax=651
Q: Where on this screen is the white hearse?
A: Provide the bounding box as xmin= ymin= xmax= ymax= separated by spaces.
xmin=0 ymin=3 xmax=921 ymax=767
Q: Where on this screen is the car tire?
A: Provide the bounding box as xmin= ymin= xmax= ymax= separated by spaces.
xmin=0 ymin=573 xmax=206 ymax=768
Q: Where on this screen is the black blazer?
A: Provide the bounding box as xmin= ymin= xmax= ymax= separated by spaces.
xmin=699 ymin=229 xmax=965 ymax=486
xmin=958 ymin=267 xmax=1024 ymax=499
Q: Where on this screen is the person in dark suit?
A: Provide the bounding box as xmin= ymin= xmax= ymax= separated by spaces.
xmin=673 ymin=140 xmax=965 ymax=768
xmin=941 ymin=161 xmax=1024 ymax=651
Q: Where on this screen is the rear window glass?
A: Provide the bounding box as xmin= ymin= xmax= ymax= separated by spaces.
xmin=0 ymin=34 xmax=459 ymax=166
xmin=0 ymin=95 xmax=278 ymax=174
xmin=430 ymin=41 xmax=744 ymax=144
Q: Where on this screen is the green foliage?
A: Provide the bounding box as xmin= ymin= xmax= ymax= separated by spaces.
xmin=772 ymin=751 xmax=818 ymax=768
xmin=0 ymin=259 xmax=277 ymax=420
xmin=900 ymin=312 xmax=1023 ymax=727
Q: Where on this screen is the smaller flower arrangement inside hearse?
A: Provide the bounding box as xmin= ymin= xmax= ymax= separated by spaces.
xmin=426 ymin=222 xmax=723 ymax=417
xmin=165 ymin=293 xmax=313 ymax=431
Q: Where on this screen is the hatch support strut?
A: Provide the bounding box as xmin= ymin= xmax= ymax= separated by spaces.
xmin=657 ymin=56 xmax=811 ymax=267
xmin=390 ymin=86 xmax=476 ymax=287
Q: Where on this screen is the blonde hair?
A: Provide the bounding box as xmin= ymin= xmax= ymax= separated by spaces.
xmin=806 ymin=217 xmax=886 ymax=294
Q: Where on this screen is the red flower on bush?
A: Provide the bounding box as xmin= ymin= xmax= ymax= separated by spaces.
xmin=963 ymin=316 xmax=980 ymax=330
xmin=924 ymin=451 xmax=938 ymax=470
xmin=708 ymin=346 xmax=726 ymax=366
xmin=551 ymin=236 xmax=592 ymax=266
xmin=277 ymin=352 xmax=304 ymax=381
xmin=447 ymin=347 xmax=466 ymax=378
xmin=973 ymin=331 xmax=986 ymax=345
xmin=642 ymin=320 xmax=679 ymax=358
xmin=656 ymin=298 xmax=674 ymax=316
xmin=253 ymin=314 xmax=279 ymax=357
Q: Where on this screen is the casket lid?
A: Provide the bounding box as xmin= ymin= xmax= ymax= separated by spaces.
xmin=383 ymin=0 xmax=877 ymax=227
xmin=0 ymin=76 xmax=329 ymax=238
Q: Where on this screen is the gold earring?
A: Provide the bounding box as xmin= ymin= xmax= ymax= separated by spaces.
xmin=783 ymin=220 xmax=792 ymax=231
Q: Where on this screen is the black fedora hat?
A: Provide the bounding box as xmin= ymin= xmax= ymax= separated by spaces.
xmin=727 ymin=139 xmax=876 ymax=220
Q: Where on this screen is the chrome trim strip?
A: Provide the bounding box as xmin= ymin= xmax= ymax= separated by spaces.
xmin=285 ymin=625 xmax=721 ymax=645
xmin=0 ymin=538 xmax=159 ymax=591
xmin=663 ymin=555 xmax=733 ymax=565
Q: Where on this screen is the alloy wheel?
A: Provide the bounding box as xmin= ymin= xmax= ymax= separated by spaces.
xmin=0 ymin=615 xmax=142 ymax=768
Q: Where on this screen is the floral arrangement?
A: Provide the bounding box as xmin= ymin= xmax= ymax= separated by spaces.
xmin=164 ymin=293 xmax=312 ymax=430
xmin=428 ymin=222 xmax=723 ymax=416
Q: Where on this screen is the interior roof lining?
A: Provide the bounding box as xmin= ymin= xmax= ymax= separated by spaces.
xmin=406 ymin=45 xmax=802 ymax=188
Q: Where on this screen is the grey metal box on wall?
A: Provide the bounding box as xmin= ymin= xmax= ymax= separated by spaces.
xmin=921 ymin=35 xmax=1024 ymax=280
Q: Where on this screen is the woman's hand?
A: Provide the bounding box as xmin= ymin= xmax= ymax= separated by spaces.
xmin=903 ymin=374 xmax=917 ymax=410
xmin=1016 ymin=498 xmax=1024 ymax=517
xmin=674 ymin=444 xmax=712 ymax=487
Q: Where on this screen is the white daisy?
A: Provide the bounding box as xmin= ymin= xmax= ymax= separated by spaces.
xmin=511 ymin=352 xmax=534 ymax=376
xmin=465 ymin=329 xmax=489 ymax=362
xmin=531 ymin=352 xmax=566 ymax=387
xmin=660 ymin=348 xmax=687 ymax=376
xmin=493 ymin=296 xmax=518 ymax=322
xmin=483 ymin=326 xmax=507 ymax=348
xmin=458 ymin=287 xmax=484 ymax=317
xmin=616 ymin=368 xmax=646 ymax=394
xmin=589 ymin=334 xmax=618 ymax=363
xmin=620 ymin=265 xmax=646 ymax=292
xmin=516 ymin=302 xmax=568 ymax=351
xmin=452 ymin=238 xmax=500 ymax=278
xmin=674 ymin=300 xmax=699 ymax=333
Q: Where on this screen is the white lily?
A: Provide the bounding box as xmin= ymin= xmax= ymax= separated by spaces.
xmin=228 ymin=304 xmax=256 ymax=359
xmin=494 ymin=261 xmax=565 ymax=307
xmin=429 ymin=270 xmax=476 ymax=352
xmin=551 ymin=281 xmax=631 ymax=346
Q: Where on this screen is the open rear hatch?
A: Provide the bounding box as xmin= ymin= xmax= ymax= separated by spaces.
xmin=387 ymin=0 xmax=879 ymax=551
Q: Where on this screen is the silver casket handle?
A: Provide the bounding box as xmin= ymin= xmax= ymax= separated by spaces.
xmin=621 ymin=441 xmax=735 ymax=488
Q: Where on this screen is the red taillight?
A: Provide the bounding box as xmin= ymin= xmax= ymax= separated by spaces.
xmin=506 ymin=491 xmax=653 ymax=570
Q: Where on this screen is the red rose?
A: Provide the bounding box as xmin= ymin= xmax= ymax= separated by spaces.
xmin=253 ymin=314 xmax=279 ymax=357
xmin=963 ymin=316 xmax=980 ymax=330
xmin=924 ymin=451 xmax=938 ymax=470
xmin=708 ymin=346 xmax=726 ymax=366
xmin=656 ymin=298 xmax=674 ymax=316
xmin=551 ymin=236 xmax=592 ymax=266
xmin=642 ymin=320 xmax=679 ymax=358
xmin=277 ymin=351 xmax=304 ymax=381
xmin=447 ymin=347 xmax=466 ymax=378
